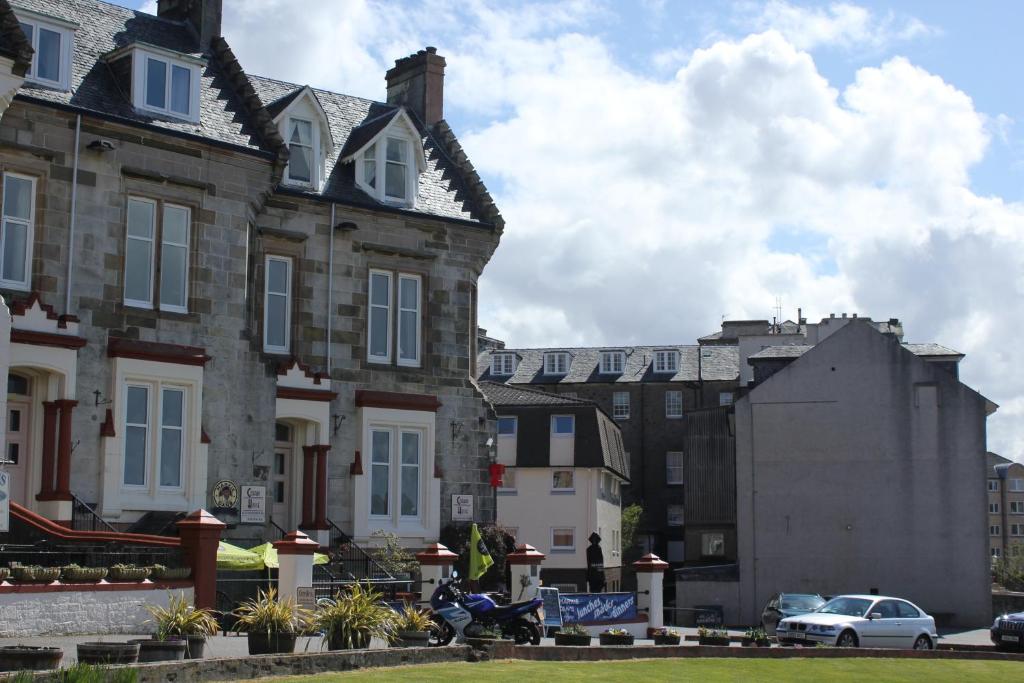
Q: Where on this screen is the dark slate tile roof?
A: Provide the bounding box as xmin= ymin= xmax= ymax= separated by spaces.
xmin=337 ymin=108 xmax=399 ymax=159
xmin=747 ymin=345 xmax=814 ymax=360
xmin=477 ymin=381 xmax=596 ymax=407
xmin=901 ymin=343 xmax=963 ymax=358
xmin=477 ymin=345 xmax=740 ymax=384
xmin=12 ymin=0 xmax=263 ymax=149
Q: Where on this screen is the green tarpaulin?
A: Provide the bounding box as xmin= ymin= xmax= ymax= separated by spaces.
xmin=216 ymin=541 xmax=264 ymax=571
xmin=247 ymin=542 xmax=329 ymax=569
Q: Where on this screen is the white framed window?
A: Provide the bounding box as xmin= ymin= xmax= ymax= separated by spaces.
xmin=1013 ymin=524 xmax=1024 ymax=537
xmin=491 ymin=353 xmax=517 ymax=376
xmin=551 ymin=415 xmax=574 ymax=436
xmin=131 ymin=47 xmax=202 ymax=123
xmin=992 ymin=547 xmax=1002 ymax=558
xmin=368 ymin=269 xmax=392 ymax=363
xmin=990 ymin=503 xmax=1000 ymax=514
xmin=1012 ymin=502 xmax=1024 ymax=514
xmin=124 ymin=197 xmax=156 ymax=307
xmin=719 ymin=391 xmax=733 ymax=406
xmin=544 ymin=352 xmax=570 ymax=375
xmin=612 ymin=392 xmax=630 ymax=420
xmin=122 ymin=381 xmax=188 ymax=491
xmin=370 ymin=429 xmax=391 ymax=517
xmin=159 ymin=204 xmax=190 ymax=312
xmin=285 ymin=117 xmax=315 ymax=185
xmin=667 ymin=504 xmax=685 ymax=526
xmin=654 ymin=350 xmax=678 ymax=373
xmin=397 ymin=274 xmax=422 ymax=367
xmin=384 ymin=137 xmax=409 ymax=200
xmin=399 ymin=430 xmax=421 ymax=517
xmin=17 ymin=12 xmax=75 ymax=91
xmin=666 ymin=451 xmax=684 ymax=485
xmin=1012 ymin=479 xmax=1024 ymax=492
xmin=124 ymin=197 xmax=191 ymax=311
xmin=665 ymin=390 xmax=683 ymax=418
xmin=497 ymin=417 xmax=517 ymax=436
xmin=355 ymin=127 xmax=421 ymax=208
xmin=551 ymin=527 xmax=575 ymax=551
xmin=989 ymin=480 xmax=1000 ymax=492
xmin=552 ymin=470 xmax=574 ymax=491
xmin=369 ymin=425 xmax=426 ymax=522
xmin=1 ymin=173 xmax=36 ymax=290
xmin=600 ymin=350 xmax=625 ymax=374
xmin=263 ymin=255 xmax=292 ymax=354
xmin=991 ymin=525 xmax=1001 ymax=537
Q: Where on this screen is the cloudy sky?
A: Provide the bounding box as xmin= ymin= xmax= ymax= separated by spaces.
xmin=134 ymin=0 xmax=1023 ymax=459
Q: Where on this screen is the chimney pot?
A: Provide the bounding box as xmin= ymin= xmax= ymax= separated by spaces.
xmin=386 ymin=47 xmax=447 ymax=126
xmin=830 ymin=313 xmax=835 ymax=319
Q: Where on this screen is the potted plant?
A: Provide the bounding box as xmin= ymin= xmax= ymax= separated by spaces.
xmin=598 ymin=628 xmax=635 ymax=646
xmin=651 ymin=627 xmax=681 ymax=645
xmin=146 ymin=592 xmax=219 ymax=659
xmin=392 ymin=603 xmax=434 ymax=648
xmin=76 ymin=642 xmax=140 ymax=665
xmin=314 ymin=583 xmax=398 ymax=650
xmin=0 ymin=567 xmax=10 ymax=582
xmin=150 ymin=564 xmax=192 ymax=581
xmin=741 ymin=626 xmax=771 ymax=647
xmin=11 ymin=565 xmax=61 ymax=583
xmin=61 ymin=564 xmax=108 ymax=582
xmin=697 ymin=625 xmax=730 ymax=646
xmin=108 ymin=563 xmax=152 ymax=582
xmin=554 ymin=623 xmax=592 ymax=646
xmin=233 ymin=587 xmax=309 ymax=655
xmin=0 ymin=645 xmax=64 ymax=671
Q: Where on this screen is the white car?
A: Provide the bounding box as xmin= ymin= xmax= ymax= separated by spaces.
xmin=775 ymin=594 xmax=937 ymax=650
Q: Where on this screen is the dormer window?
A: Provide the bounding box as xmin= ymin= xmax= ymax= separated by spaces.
xmin=491 ymin=353 xmax=517 ymax=376
xmin=286 ymin=118 xmax=314 ymax=184
xmin=267 ymin=87 xmax=332 ymax=190
xmin=360 ymin=136 xmax=415 ymax=203
xmin=544 ymin=352 xmax=570 ymax=375
xmin=653 ymin=350 xmax=678 ymax=373
xmin=344 ymin=109 xmax=426 ymax=209
xmin=600 ymin=351 xmax=625 ymax=374
xmin=144 ymin=56 xmax=192 ymax=117
xmin=102 ymin=44 xmax=203 ymax=123
xmin=17 ymin=10 xmax=76 ymax=91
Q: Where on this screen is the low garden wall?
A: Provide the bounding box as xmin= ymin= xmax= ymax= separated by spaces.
xmin=0 ymin=582 xmax=193 ymax=636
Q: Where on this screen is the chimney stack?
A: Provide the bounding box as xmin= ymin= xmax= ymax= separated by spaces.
xmin=386 ymin=47 xmax=446 ymax=127
xmin=157 ymin=0 xmax=222 ymax=50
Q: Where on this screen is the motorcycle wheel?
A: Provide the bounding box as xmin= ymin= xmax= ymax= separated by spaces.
xmin=428 ymin=617 xmax=455 ymax=647
xmin=509 ymin=618 xmax=541 ymax=645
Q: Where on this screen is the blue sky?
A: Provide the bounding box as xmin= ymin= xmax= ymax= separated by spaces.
xmin=126 ymin=1 xmax=1024 ymax=459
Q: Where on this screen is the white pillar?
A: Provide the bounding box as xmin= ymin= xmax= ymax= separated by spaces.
xmin=415 ymin=543 xmax=457 ymax=605
xmin=506 ymin=543 xmax=545 ymax=602
xmin=634 ymin=553 xmax=669 ymax=631
xmin=273 ymin=530 xmax=319 ymax=605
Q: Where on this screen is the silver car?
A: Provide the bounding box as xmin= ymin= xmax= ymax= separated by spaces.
xmin=776 ymin=594 xmax=937 ymax=650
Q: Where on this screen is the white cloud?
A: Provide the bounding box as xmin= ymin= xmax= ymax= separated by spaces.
xmin=214 ymin=1 xmax=1023 ymax=459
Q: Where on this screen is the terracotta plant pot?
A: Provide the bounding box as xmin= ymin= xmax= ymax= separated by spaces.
xmin=130 ymin=638 xmax=187 ymax=662
xmin=598 ymin=633 xmax=635 ymax=646
xmin=76 ymin=642 xmax=140 ymax=665
xmin=247 ymin=632 xmax=297 ymax=655
xmin=0 ymin=646 xmax=63 ymax=671
xmin=393 ymin=630 xmax=431 ymax=648
xmin=554 ymin=633 xmax=592 ymax=646
xmin=653 ymin=634 xmax=681 ymax=645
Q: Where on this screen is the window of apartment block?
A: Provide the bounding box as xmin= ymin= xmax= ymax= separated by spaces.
xmin=653 ymin=350 xmax=678 ymax=373
xmin=544 ymin=352 xmax=570 ymax=375
xmin=367 ymin=269 xmax=421 ymax=366
xmin=123 ymin=383 xmax=187 ymax=490
xmin=701 ymin=532 xmax=725 ymax=557
xmin=719 ymin=391 xmax=733 ymax=406
xmin=666 ymin=451 xmax=684 ymax=485
xmin=17 ymin=11 xmax=75 ymax=91
xmin=263 ymin=255 xmax=292 ymax=354
xmin=491 ymin=353 xmax=517 ymax=375
xmin=991 ymin=525 xmax=1001 ymax=537
xmin=369 ymin=427 xmax=424 ymax=520
xmin=665 ymin=390 xmax=683 ymax=418
xmin=991 ymin=503 xmax=1000 ymax=514
xmin=989 ymin=480 xmax=1000 ymax=492
xmin=1012 ymin=479 xmax=1024 ymax=492
xmin=1011 ymin=501 xmax=1024 ymax=514
xmin=1 ymin=173 xmax=35 ymax=290
xmin=552 ymin=470 xmax=574 ymax=491
xmin=612 ymin=392 xmax=630 ymax=420
xmin=600 ymin=350 xmax=625 ymax=374
xmin=1013 ymin=524 xmax=1024 ymax=537
xmin=551 ymin=527 xmax=575 ymax=551
xmin=667 ymin=504 xmax=685 ymax=526
xmin=551 ymin=415 xmax=574 ymax=436
xmin=992 ymin=547 xmax=1002 ymax=558
xmin=124 ymin=197 xmax=191 ymax=312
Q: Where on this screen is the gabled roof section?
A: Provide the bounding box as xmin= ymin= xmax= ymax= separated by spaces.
xmin=339 ymin=107 xmax=426 ymax=173
xmin=267 ymin=85 xmax=334 ymax=150
xmin=478 ymin=381 xmax=594 ymax=408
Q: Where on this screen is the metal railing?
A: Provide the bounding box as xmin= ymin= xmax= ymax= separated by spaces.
xmin=325 ymin=519 xmax=393 ymax=581
xmin=70 ymin=494 xmax=118 ymax=533
xmin=267 ymin=518 xmax=287 ymax=541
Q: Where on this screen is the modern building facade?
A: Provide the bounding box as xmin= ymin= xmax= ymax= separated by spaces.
xmin=477 ymin=381 xmax=629 ymax=592
xmin=988 ymin=452 xmax=1024 ymax=561
xmin=0 ymin=0 xmax=502 ymax=549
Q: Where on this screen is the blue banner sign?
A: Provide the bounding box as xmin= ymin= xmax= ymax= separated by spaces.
xmin=559 ymin=592 xmax=637 ymax=623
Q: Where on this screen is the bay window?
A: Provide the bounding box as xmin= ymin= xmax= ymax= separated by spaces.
xmin=122 ymin=382 xmax=188 ymax=490
xmin=367 ymin=269 xmax=422 ymax=367
xmin=1 ymin=173 xmax=35 ymax=290
xmin=357 ymin=133 xmax=419 ymax=206
xmin=369 ymin=425 xmax=425 ymax=521
xmin=263 ymin=255 xmax=292 ymax=353
xmin=124 ymin=197 xmax=191 ymax=311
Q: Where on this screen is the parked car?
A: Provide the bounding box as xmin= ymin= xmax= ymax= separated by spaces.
xmin=990 ymin=611 xmax=1024 ymax=651
xmin=760 ymin=593 xmax=826 ymax=634
xmin=776 ymin=594 xmax=937 ymax=650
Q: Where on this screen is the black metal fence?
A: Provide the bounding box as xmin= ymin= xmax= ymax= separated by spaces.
xmin=326 ymin=520 xmax=393 ymax=581
xmin=70 ymin=495 xmax=118 ymax=533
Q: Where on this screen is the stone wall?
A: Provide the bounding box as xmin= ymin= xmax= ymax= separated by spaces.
xmin=0 ymin=585 xmax=193 ymax=636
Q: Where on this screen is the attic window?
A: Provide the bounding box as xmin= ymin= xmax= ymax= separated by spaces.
xmin=653 ymin=350 xmax=678 ymax=373
xmin=491 ymin=353 xmax=517 ymax=376
xmin=127 ymin=46 xmax=202 ymax=123
xmin=600 ymin=351 xmax=625 ymax=374
xmin=17 ymin=10 xmax=76 ymax=91
xmin=286 ymin=118 xmax=314 ymax=184
xmin=349 ymin=110 xmax=425 ymax=209
xmin=544 ymin=352 xmax=570 ymax=376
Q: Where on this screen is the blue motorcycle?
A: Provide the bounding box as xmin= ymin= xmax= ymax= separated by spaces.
xmin=428 ymin=571 xmax=543 ymax=645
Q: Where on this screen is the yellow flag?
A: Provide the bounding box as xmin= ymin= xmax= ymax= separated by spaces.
xmin=469 ymin=523 xmax=494 ymax=580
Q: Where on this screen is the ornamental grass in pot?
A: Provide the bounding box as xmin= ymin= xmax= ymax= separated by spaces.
xmin=392 ymin=603 xmax=434 ymax=648
xmin=233 ymin=587 xmax=310 ymax=655
xmin=146 ymin=592 xmax=220 ymax=659
xmin=598 ymin=628 xmax=634 ymax=646
xmin=315 ymin=583 xmax=398 ymax=651
xmin=554 ymin=623 xmax=592 ymax=646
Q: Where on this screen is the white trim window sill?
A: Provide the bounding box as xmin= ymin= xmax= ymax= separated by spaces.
xmin=550 ymin=489 xmax=576 ymax=495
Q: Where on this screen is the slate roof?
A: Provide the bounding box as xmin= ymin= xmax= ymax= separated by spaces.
xmin=748 ymin=342 xmax=964 ymax=362
xmin=477 ymin=345 xmax=740 ymax=384
xmin=477 ymin=381 xmax=596 ymax=407
xmin=9 ymin=0 xmax=498 ymax=227
xmin=901 ymin=343 xmax=964 ymax=358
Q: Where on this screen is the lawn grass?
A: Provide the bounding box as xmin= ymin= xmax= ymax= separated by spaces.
xmin=247 ymin=657 xmax=1024 ymax=682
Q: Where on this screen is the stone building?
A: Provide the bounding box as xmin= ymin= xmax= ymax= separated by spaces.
xmin=0 ymin=0 xmax=502 ymax=549
xmin=988 ymin=452 xmax=1024 ymax=561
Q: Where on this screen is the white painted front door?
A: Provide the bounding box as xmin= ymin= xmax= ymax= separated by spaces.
xmin=5 ymin=398 xmax=31 ymax=506
xmin=271 ymin=423 xmax=293 ymax=530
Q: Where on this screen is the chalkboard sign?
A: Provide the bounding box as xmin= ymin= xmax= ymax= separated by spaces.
xmin=695 ymin=604 xmax=724 ymax=626
xmin=539 ymin=587 xmax=562 ymax=628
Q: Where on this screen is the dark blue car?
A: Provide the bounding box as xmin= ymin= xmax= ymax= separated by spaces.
xmin=991 ymin=611 xmax=1024 ymax=650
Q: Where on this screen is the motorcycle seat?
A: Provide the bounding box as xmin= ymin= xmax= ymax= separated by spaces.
xmin=490 ymin=599 xmax=539 ymax=616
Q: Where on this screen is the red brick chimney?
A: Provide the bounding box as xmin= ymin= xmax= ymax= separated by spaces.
xmin=386 ymin=47 xmax=446 ymax=127
xmin=157 ymin=0 xmax=222 ymax=50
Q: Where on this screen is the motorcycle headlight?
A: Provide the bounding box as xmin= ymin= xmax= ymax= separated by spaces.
xmin=537 ymin=606 xmax=545 ymax=622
